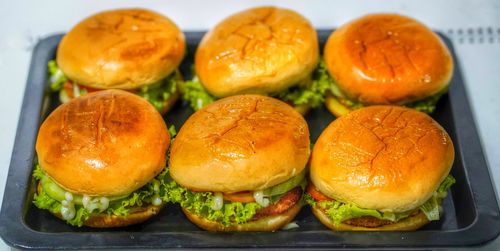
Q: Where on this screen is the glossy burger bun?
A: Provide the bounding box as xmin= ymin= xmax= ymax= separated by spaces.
xmin=324 ymin=14 xmax=453 ymax=105
xmin=170 ymin=95 xmax=310 ymax=193
xmin=310 ymin=106 xmax=454 ymax=213
xmin=182 ymin=204 xmax=302 ymax=232
xmin=195 ymin=6 xmax=319 ymax=98
xmin=57 ymin=8 xmax=185 ymax=90
xmin=36 ymin=183 xmax=162 ymax=228
xmin=36 ymin=89 xmax=170 ymax=197
xmin=311 ymin=206 xmax=429 ymax=231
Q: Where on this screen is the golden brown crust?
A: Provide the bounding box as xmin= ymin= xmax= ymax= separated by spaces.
xmin=81 ymin=204 xmax=162 ymax=228
xmin=57 ymin=8 xmax=185 ymax=89
xmin=36 ymin=90 xmax=169 ymax=196
xmin=311 ymin=205 xmax=429 ymax=231
xmin=324 ymin=14 xmax=453 ymax=105
xmin=195 ymin=6 xmax=319 ymax=97
xmin=182 ymin=203 xmax=302 ymax=232
xmin=310 ymin=106 xmax=454 ymax=212
xmin=54 ymin=204 xmax=162 ymax=228
xmin=170 ymin=95 xmax=310 ymax=192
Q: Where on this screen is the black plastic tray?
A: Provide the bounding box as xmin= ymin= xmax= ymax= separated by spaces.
xmin=0 ymin=31 xmax=499 ymax=250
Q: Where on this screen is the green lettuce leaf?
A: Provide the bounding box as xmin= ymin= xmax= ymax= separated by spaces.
xmin=278 ymin=60 xmax=332 ymax=107
xmin=47 ymin=59 xmax=182 ymax=112
xmin=329 ymin=82 xmax=366 ymax=111
xmin=405 ymin=87 xmax=448 ymax=114
xmin=32 ymin=164 xmax=168 ymax=227
xmin=138 ymin=70 xmax=182 ymax=112
xmin=305 ymin=194 xmax=411 ymax=225
xmin=33 ymin=182 xmax=92 ymax=227
xmin=419 ymin=195 xmax=440 ymax=221
xmin=159 ymin=167 xmax=262 ymax=226
xmin=180 ymin=75 xmax=216 ymax=111
xmin=326 ymin=64 xmax=448 ymax=114
xmin=437 ymin=175 xmax=456 ymax=193
xmin=181 ymin=60 xmax=332 ymax=111
xmin=47 ymin=60 xmax=67 ymax=91
xmin=326 ymin=67 xmax=364 ymax=110
xmin=306 ymin=175 xmax=456 ymax=225
xmin=419 ymin=175 xmax=455 ymax=221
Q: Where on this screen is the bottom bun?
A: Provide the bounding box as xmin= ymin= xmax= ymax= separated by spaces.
xmin=84 ymin=204 xmax=162 ymax=228
xmin=53 ymin=203 xmax=162 ymax=228
xmin=324 ymin=92 xmax=354 ymax=117
xmin=311 ymin=206 xmax=429 ymax=231
xmin=182 ymin=203 xmax=303 ymax=232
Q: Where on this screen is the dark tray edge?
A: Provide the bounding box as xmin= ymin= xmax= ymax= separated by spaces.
xmin=0 ymin=32 xmax=498 ymax=250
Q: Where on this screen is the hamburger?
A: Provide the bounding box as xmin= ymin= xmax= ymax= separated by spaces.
xmin=321 ymin=14 xmax=454 ymax=117
xmin=181 ymin=6 xmax=328 ymax=115
xmin=48 ymin=8 xmax=186 ymax=114
xmin=33 ymin=90 xmax=171 ymax=227
xmin=165 ymin=95 xmax=310 ymax=231
xmin=306 ymin=106 xmax=455 ymax=231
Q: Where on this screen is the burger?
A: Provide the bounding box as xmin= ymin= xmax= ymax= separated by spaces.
xmin=181 ymin=6 xmax=327 ymax=115
xmin=165 ymin=95 xmax=310 ymax=231
xmin=33 ymin=90 xmax=171 ymax=227
xmin=48 ymin=8 xmax=186 ymax=114
xmin=306 ymin=105 xmax=455 ymax=231
xmin=321 ymin=14 xmax=454 ymax=117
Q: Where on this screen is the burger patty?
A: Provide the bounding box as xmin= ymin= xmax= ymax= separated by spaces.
xmin=309 ymin=184 xmax=420 ymax=228
xmin=343 ymin=216 xmax=393 ymax=228
xmin=341 ymin=210 xmax=421 ymax=228
xmin=252 ymin=187 xmax=302 ymax=220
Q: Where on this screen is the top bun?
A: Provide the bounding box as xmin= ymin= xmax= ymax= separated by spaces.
xmin=57 ymin=8 xmax=185 ymax=90
xmin=310 ymin=106 xmax=454 ymax=212
xmin=324 ymin=14 xmax=453 ymax=105
xmin=36 ymin=90 xmax=170 ymax=196
xmin=195 ymin=6 xmax=319 ymax=97
xmin=170 ymin=95 xmax=310 ymax=192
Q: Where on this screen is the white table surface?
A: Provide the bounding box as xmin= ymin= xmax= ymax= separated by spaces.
xmin=0 ymin=0 xmax=498 ymax=250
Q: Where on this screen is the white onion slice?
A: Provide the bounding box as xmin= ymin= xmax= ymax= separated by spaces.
xmin=60 ymin=200 xmax=76 ymax=220
xmin=61 ymin=206 xmax=75 ymax=220
xmin=82 ymin=195 xmax=91 ymax=208
xmin=281 ymin=222 xmax=300 ymax=230
xmin=64 ymin=192 xmax=73 ymax=202
xmin=211 ymin=192 xmax=223 ymax=210
xmin=86 ymin=202 xmax=98 ymax=213
xmin=73 ymin=82 xmax=80 ymax=97
xmin=196 ymin=99 xmax=203 ymax=110
xmin=61 ymin=199 xmax=70 ymax=207
xmin=152 ymin=195 xmax=162 ymax=206
xmin=98 ymin=197 xmax=109 ymax=211
xmin=253 ymin=191 xmax=270 ymax=207
xmin=59 ymin=89 xmax=71 ymax=103
xmin=50 ymin=70 xmax=63 ymax=83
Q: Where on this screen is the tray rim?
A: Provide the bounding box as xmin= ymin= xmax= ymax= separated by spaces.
xmin=0 ymin=31 xmax=499 ymax=250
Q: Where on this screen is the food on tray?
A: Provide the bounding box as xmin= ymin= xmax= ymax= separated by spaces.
xmin=321 ymin=14 xmax=453 ymax=117
xmin=165 ymin=95 xmax=310 ymax=231
xmin=306 ymin=105 xmax=455 ymax=231
xmin=48 ymin=8 xmax=185 ymax=114
xmin=33 ymin=90 xmax=172 ymax=227
xmin=182 ymin=6 xmax=328 ymax=114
